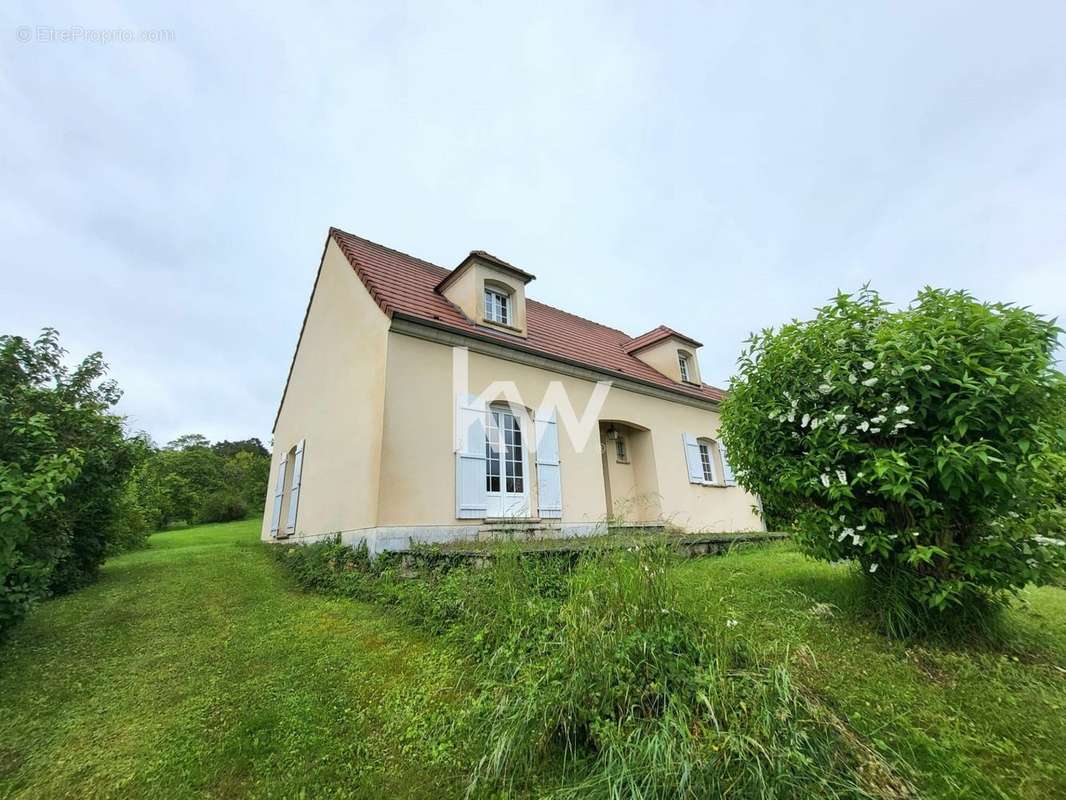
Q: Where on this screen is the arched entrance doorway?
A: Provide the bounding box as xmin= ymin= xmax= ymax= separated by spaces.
xmin=598 ymin=420 xmax=662 ymax=524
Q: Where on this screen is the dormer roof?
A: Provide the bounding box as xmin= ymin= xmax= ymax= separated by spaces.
xmin=623 ymin=325 xmax=703 ymax=354
xmin=435 ymin=250 xmax=537 ymax=293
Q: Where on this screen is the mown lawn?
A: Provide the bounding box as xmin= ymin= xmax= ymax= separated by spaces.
xmin=2 ymin=523 xmax=1064 ymax=799
xmin=0 ymin=520 xmax=472 ymax=800
xmin=677 ymin=544 xmax=1066 ymax=800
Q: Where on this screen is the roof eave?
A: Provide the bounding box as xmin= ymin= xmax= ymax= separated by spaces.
xmin=390 ymin=311 xmax=722 ymax=407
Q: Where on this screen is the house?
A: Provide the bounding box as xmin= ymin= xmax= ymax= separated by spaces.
xmin=262 ymin=228 xmax=763 ymax=552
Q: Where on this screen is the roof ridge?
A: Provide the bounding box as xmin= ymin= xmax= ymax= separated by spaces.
xmin=624 ymin=323 xmax=703 ymax=352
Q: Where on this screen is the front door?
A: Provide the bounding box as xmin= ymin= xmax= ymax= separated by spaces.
xmin=485 ymin=406 xmax=529 ymax=517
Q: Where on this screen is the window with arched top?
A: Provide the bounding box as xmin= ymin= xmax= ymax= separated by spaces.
xmin=485 ymin=403 xmax=527 ymax=495
xmin=696 ymin=437 xmax=716 ymax=483
xmin=484 ymin=285 xmax=512 ymax=325
xmin=269 ymin=438 xmax=305 ymax=537
xmin=683 ymin=433 xmax=720 ymax=485
xmin=678 ymin=350 xmax=692 ymax=383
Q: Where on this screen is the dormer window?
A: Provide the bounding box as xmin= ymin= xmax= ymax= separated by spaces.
xmin=484 ymin=287 xmax=510 ymax=325
xmin=438 ymin=251 xmax=533 ymax=337
xmin=678 ymin=351 xmax=692 ymax=383
xmin=627 ymin=328 xmax=703 ymax=385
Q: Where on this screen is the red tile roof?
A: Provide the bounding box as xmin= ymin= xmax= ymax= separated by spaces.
xmin=624 ymin=324 xmax=703 ymax=353
xmin=331 ymin=228 xmax=725 ymax=404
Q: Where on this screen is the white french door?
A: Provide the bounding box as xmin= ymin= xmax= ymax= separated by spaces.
xmin=485 ymin=406 xmax=530 ymax=517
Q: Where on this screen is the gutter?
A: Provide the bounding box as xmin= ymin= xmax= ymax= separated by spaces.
xmin=390 ymin=312 xmax=723 ymax=412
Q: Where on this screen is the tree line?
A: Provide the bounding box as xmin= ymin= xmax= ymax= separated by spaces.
xmin=124 ymin=432 xmax=270 ymax=533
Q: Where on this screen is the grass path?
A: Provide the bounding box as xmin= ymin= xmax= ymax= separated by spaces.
xmin=0 ymin=520 xmax=470 ymax=800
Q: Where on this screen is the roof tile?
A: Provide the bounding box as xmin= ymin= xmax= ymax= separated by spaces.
xmin=331 ymin=228 xmax=725 ymax=404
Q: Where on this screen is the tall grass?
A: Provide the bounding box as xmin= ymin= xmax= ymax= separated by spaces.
xmin=272 ymin=539 xmax=888 ymax=799
xmin=862 ymin=563 xmax=1006 ymax=641
xmin=469 ymin=544 xmax=874 ymax=799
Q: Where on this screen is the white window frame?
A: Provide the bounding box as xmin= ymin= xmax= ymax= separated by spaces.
xmin=484 ymin=288 xmax=511 ymax=326
xmin=486 ymin=405 xmax=525 ymax=495
xmin=678 ymin=351 xmax=691 ymax=382
xmin=697 ymin=441 xmax=715 ymax=483
xmin=683 ymin=432 xmax=716 ymax=485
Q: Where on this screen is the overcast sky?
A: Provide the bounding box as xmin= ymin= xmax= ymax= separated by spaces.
xmin=3 ymin=1 xmax=1064 ymax=446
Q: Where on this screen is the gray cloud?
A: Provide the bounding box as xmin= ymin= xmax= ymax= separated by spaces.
xmin=3 ymin=1 xmax=1063 ymax=444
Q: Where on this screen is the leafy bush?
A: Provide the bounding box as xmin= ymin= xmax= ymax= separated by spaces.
xmin=0 ymin=329 xmax=137 ymax=637
xmin=720 ymin=287 xmax=1066 ymax=635
xmin=272 ymin=540 xmax=879 ymax=798
xmin=226 ymin=449 xmax=270 ymax=511
xmin=105 ymin=484 xmax=152 ymax=554
xmin=196 ymin=490 xmax=248 ymax=524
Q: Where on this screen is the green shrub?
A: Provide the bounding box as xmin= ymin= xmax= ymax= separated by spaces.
xmin=1 ymin=329 xmax=137 ymax=637
xmin=105 ymin=485 xmax=151 ymax=554
xmin=196 ymin=490 xmax=248 ymax=524
xmin=720 ymin=287 xmax=1066 ymax=636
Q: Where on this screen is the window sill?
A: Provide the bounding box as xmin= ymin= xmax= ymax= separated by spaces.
xmin=478 ymin=319 xmax=526 ymax=336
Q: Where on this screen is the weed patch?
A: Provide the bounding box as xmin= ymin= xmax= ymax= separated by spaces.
xmin=273 ymin=538 xmax=887 ymax=798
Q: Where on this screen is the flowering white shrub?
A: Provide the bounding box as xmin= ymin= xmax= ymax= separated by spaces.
xmin=720 ymin=287 xmax=1066 ymax=634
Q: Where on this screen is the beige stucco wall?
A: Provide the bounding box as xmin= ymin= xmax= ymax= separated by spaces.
xmin=439 ymin=263 xmax=478 ymax=322
xmin=602 ymin=426 xmax=662 ymax=523
xmin=377 ymin=331 xmax=762 ymax=532
xmin=440 ymin=259 xmax=529 ymax=336
xmin=604 ymin=440 xmax=638 ymax=516
xmin=632 ymin=336 xmax=702 ymax=386
xmin=261 ymin=237 xmax=391 ymax=540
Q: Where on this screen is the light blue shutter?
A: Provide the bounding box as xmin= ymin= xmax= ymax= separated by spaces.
xmin=270 ymin=453 xmax=287 ymax=536
xmin=456 ymin=394 xmax=488 ymax=519
xmin=682 ymin=433 xmax=704 ymax=484
xmin=718 ymin=441 xmax=736 ymax=485
xmin=285 ymin=439 xmax=304 ymax=534
xmin=535 ymin=412 xmax=562 ymax=519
